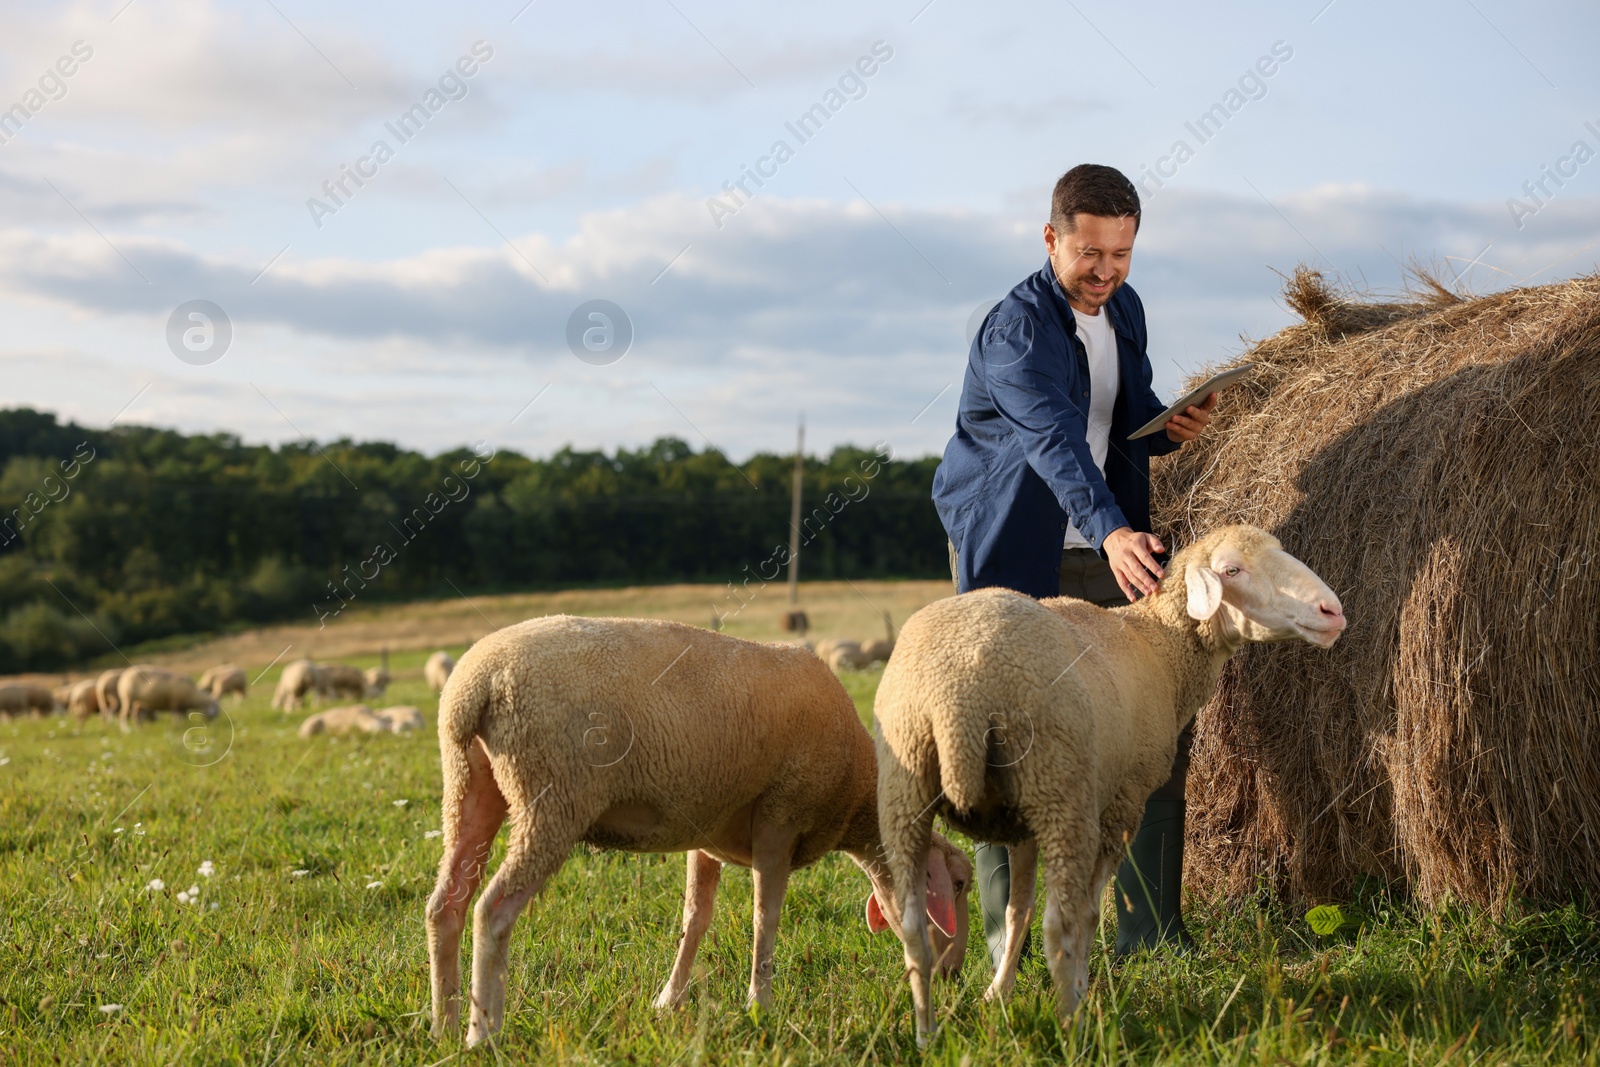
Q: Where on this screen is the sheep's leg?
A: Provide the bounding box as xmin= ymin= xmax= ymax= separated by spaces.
xmin=1038 ymin=834 xmax=1097 ymax=1024
xmin=878 ymin=762 xmax=939 ymax=1045
xmin=427 ymin=739 xmax=507 ymax=1041
xmin=747 ymin=822 xmax=798 ymax=1009
xmin=654 ymin=850 xmax=722 ymax=1011
xmin=983 ymin=838 xmax=1038 ymax=1004
xmin=464 ymin=808 xmax=572 ymax=1048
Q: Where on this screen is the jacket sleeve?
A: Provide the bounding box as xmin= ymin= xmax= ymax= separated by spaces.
xmin=981 ymin=312 xmax=1130 ymax=548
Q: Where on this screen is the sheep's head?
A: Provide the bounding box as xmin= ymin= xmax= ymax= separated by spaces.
xmin=862 ymin=835 xmax=972 ymax=978
xmin=1180 ymin=524 xmax=1345 ymax=650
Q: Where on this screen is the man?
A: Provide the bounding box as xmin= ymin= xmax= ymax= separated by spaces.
xmin=931 ymin=163 xmax=1216 ymax=968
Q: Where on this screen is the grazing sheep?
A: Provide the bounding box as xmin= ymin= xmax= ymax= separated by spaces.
xmin=424 ymin=651 xmax=455 ymax=692
xmin=426 ymin=615 xmax=972 ymax=1047
xmin=95 ymin=668 xmax=124 ymax=721
xmin=315 ymin=663 xmax=370 ymax=701
xmin=820 ymin=637 xmax=894 ymax=672
xmin=859 ymin=638 xmax=895 ymax=664
xmin=52 ymin=682 xmax=74 ymax=712
xmin=115 ymin=667 xmax=221 ymax=731
xmin=199 ymin=664 xmax=248 ymax=701
xmin=826 ymin=641 xmax=870 ymax=672
xmin=67 ymin=679 xmax=101 ymax=722
xmin=363 ymin=665 xmax=391 ymax=697
xmin=0 ymin=684 xmax=54 ymax=719
xmin=875 ymin=525 xmax=1346 ymax=1044
xmin=376 ymin=705 xmax=424 ymax=733
xmin=810 ymin=637 xmax=848 ymax=662
xmin=298 ymin=704 xmax=388 ymax=738
xmin=272 ymin=660 xmax=319 ymax=711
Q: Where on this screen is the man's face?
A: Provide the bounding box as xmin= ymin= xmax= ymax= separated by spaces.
xmin=1044 ymin=213 xmax=1137 ymax=314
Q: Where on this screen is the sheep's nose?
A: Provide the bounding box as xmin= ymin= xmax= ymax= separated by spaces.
xmin=1317 ymin=600 xmax=1345 ymax=627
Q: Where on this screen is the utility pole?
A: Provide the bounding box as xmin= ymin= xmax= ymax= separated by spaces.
xmin=786 ymin=414 xmax=804 ymax=607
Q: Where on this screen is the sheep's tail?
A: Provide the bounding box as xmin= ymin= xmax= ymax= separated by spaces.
xmin=935 ymin=703 xmax=992 ymax=813
xmin=436 ymin=667 xmax=491 ymax=851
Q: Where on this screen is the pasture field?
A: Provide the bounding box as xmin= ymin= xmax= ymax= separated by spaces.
xmin=1 ymin=600 xmax=1598 ymax=1064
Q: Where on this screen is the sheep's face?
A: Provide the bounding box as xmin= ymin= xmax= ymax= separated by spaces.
xmin=930 ymin=845 xmax=972 ymax=978
xmin=1185 ymin=529 xmax=1345 ymax=649
xmin=863 ymin=842 xmax=972 ymax=978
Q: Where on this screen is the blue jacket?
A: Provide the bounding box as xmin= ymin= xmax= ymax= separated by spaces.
xmin=932 ymin=259 xmax=1181 ymax=599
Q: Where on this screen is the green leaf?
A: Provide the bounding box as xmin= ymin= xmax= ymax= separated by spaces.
xmin=1306 ymin=904 xmax=1348 ymax=936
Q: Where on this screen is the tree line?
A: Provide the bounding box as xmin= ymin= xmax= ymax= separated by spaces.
xmin=0 ymin=408 xmax=947 ymax=672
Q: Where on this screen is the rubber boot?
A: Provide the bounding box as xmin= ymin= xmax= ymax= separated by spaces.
xmin=974 ymin=841 xmax=1026 ymax=972
xmin=1113 ymin=799 xmax=1195 ymax=957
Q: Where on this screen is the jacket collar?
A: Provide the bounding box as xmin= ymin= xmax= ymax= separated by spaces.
xmin=1039 ymin=257 xmax=1135 ymax=343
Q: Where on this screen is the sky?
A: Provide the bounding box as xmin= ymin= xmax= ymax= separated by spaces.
xmin=2 ymin=0 xmax=1597 ymax=462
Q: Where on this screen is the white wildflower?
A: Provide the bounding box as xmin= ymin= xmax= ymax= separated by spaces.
xmin=209 ymin=902 xmax=219 ymax=911
xmin=291 ymin=869 xmax=310 ymax=878
xmin=176 ymin=891 xmax=191 ymax=905
xmin=197 ymin=861 xmax=215 ymax=878
xmin=146 ymin=878 xmax=164 ymax=891
xmin=98 ymin=1003 xmax=122 ymax=1014
xmin=113 ymin=827 xmax=124 ymax=834
xmin=392 ymin=799 xmax=408 ymax=807
xmin=366 ymin=881 xmax=383 ymax=890
xmin=424 ymin=829 xmax=442 ymax=839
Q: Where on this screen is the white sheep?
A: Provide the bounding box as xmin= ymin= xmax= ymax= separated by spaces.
xmin=198 ymin=664 xmax=248 ymax=701
xmin=67 ymin=679 xmax=101 ymax=722
xmin=424 ymin=651 xmax=455 ymax=692
xmin=315 ymin=663 xmax=367 ymax=700
xmin=0 ymin=683 xmax=53 ymax=719
xmin=116 ymin=667 xmax=221 ymax=731
xmin=94 ymin=668 xmax=124 ymax=721
xmin=376 ymin=705 xmax=424 ymax=733
xmin=859 ymin=637 xmax=896 ymax=664
xmin=272 ymin=660 xmax=318 ymax=711
xmin=426 ymin=615 xmax=972 ymax=1047
xmin=363 ymin=664 xmax=391 ymax=697
xmin=874 ymin=524 xmax=1346 ymax=1044
xmin=298 ymin=704 xmax=388 ymax=737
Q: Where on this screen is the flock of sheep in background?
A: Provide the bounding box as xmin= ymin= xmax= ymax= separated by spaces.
xmin=0 ymin=648 xmax=459 ymax=739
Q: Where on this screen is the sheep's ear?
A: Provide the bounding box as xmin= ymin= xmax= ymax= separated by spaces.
xmin=1185 ymin=563 xmax=1224 ymax=621
xmin=924 ymin=850 xmax=958 ymax=937
xmin=864 ymin=892 xmax=891 ymax=933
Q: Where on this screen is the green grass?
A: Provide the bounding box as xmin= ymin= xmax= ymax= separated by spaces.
xmin=2 ymin=658 xmax=1598 ymax=1064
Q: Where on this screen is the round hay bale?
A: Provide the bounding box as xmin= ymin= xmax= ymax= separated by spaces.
xmin=1152 ymin=267 xmax=1600 ymax=911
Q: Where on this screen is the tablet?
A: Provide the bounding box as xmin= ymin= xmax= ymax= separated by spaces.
xmin=1127 ymin=363 xmax=1255 ymax=440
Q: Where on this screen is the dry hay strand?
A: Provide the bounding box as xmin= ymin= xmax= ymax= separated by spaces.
xmin=1152 ymin=266 xmax=1600 ymax=912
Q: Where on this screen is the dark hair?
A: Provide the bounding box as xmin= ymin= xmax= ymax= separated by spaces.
xmin=1050 ymin=164 xmax=1140 ymax=233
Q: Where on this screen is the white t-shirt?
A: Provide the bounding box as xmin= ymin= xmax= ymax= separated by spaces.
xmin=1063 ymin=305 xmax=1119 ymax=548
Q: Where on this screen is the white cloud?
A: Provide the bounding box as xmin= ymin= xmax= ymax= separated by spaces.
xmin=3 ymin=183 xmax=1598 ymax=458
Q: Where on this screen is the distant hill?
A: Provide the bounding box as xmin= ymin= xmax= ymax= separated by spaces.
xmin=0 ymin=408 xmax=944 ymax=672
